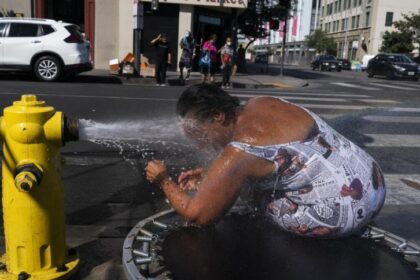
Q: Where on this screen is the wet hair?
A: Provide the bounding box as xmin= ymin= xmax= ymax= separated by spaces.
xmin=176 ymin=84 xmax=240 ymax=122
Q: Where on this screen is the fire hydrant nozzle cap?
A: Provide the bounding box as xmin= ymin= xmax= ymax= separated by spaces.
xmin=14 ymin=164 xmax=43 ymax=192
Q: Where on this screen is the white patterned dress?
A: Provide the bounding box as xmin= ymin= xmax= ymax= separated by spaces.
xmin=230 ymin=101 xmax=386 ymax=238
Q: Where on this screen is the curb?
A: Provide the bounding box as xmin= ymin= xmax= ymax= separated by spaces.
xmin=120 ymin=77 xmax=309 ymax=89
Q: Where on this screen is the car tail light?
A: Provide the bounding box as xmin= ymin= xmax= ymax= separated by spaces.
xmin=64 ymin=34 xmax=83 ymax=43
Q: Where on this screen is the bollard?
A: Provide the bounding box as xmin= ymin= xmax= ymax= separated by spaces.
xmin=0 ymin=95 xmax=80 ymax=279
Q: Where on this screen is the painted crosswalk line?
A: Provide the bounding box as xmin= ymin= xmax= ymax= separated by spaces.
xmin=330 ymin=82 xmax=380 ymax=91
xmin=389 ymin=107 xmax=420 ymax=113
xmin=228 ymin=90 xmax=372 ymax=98
xmin=368 ymin=83 xmax=419 ymax=91
xmin=356 ymin=99 xmax=400 ymax=104
xmin=363 ymin=134 xmax=420 ymax=147
xmin=363 ymin=115 xmax=420 ymax=123
xmin=231 ymin=94 xmax=349 ymax=102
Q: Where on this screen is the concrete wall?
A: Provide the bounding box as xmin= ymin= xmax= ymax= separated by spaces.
xmin=117 ymin=0 xmax=133 ymax=61
xmin=370 ymin=0 xmax=420 ymax=54
xmin=177 ymin=5 xmax=194 ymax=68
xmin=94 ymin=0 xmax=133 ymax=69
xmin=0 ymin=0 xmax=32 ymax=17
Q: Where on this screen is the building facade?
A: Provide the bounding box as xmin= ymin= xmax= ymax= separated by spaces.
xmin=0 ymin=0 xmax=248 ymax=69
xmin=318 ymin=0 xmax=420 ymax=60
xmin=252 ymin=0 xmax=319 ymax=65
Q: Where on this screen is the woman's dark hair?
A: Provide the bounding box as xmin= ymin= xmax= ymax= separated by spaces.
xmin=209 ymin=34 xmax=217 ymax=41
xmin=176 ymin=84 xmax=240 ymax=122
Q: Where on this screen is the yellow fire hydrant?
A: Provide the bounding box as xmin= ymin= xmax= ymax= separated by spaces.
xmin=0 ymin=95 xmax=79 ymax=280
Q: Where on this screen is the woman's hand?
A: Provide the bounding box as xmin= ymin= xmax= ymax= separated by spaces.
xmin=178 ymin=168 xmax=205 ymax=191
xmin=145 ymin=160 xmax=170 ymax=184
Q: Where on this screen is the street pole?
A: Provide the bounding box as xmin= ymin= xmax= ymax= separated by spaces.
xmin=314 ymin=0 xmax=320 ymax=31
xmin=133 ymin=1 xmax=144 ymax=76
xmin=280 ymin=15 xmax=287 ymax=77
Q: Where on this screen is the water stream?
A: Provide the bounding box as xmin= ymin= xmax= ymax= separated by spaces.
xmin=78 ymin=118 xmax=210 ymax=169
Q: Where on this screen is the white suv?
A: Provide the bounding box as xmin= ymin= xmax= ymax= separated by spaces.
xmin=0 ymin=18 xmax=92 ymax=81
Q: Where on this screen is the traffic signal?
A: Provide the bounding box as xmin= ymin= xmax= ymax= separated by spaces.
xmin=269 ymin=19 xmax=279 ymax=31
xmin=151 ymin=0 xmax=159 ymax=10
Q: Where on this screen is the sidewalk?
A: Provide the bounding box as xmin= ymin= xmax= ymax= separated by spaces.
xmin=82 ymin=63 xmax=308 ymax=89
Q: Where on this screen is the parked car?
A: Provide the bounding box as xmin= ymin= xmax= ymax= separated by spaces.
xmin=337 ymin=59 xmax=351 ymax=70
xmin=0 ymin=18 xmax=92 ymax=82
xmin=361 ymin=54 xmax=375 ymax=72
xmin=366 ymin=53 xmax=420 ymax=81
xmin=311 ymin=55 xmax=341 ymax=71
xmin=254 ymin=54 xmax=268 ymax=64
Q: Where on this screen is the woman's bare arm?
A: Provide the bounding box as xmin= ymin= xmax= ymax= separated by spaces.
xmin=146 ymin=146 xmax=274 ymax=225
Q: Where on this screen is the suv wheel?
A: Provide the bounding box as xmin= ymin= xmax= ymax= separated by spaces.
xmin=34 ymin=56 xmax=62 ymax=82
xmin=367 ymin=69 xmax=374 ymax=78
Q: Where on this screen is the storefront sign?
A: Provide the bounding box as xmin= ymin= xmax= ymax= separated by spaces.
xmin=141 ymin=0 xmax=248 ymax=9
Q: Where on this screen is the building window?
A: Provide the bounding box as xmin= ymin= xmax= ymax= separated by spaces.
xmin=341 ymin=19 xmax=346 ymax=30
xmin=356 ymin=15 xmax=360 ymax=28
xmin=351 ymin=16 xmax=356 ymax=29
xmin=358 ymin=0 xmax=362 ymax=5
xmin=338 ymin=0 xmax=342 ymax=11
xmin=353 ymin=0 xmax=357 ymax=7
xmin=385 ymin=12 xmax=393 ymax=27
xmin=343 ymin=0 xmax=347 ymax=10
xmin=334 ymin=1 xmax=337 ymax=13
xmin=347 ymin=0 xmax=351 ymax=9
xmin=322 ymin=6 xmax=325 ymax=17
xmin=365 ymin=12 xmax=370 ymax=27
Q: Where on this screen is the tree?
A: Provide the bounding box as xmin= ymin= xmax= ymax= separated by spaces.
xmin=380 ymin=31 xmax=414 ymax=53
xmin=305 ymin=29 xmax=336 ymax=55
xmin=237 ymin=0 xmax=292 ymax=51
xmin=380 ymin=10 xmax=420 ymax=53
xmin=393 ymin=11 xmax=420 ymax=44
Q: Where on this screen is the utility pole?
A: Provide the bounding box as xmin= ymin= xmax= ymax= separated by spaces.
xmin=280 ymin=16 xmax=287 ymax=77
xmin=133 ymin=0 xmax=144 ymax=76
xmin=314 ymin=0 xmax=320 ymax=31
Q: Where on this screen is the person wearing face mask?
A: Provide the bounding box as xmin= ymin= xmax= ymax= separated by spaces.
xmin=220 ymin=37 xmax=234 ymax=89
xmin=200 ymin=34 xmax=218 ymax=83
xmin=179 ymin=31 xmax=196 ymax=81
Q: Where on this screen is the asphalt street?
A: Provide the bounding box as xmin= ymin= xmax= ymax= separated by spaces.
xmin=0 ymin=65 xmax=420 ymax=279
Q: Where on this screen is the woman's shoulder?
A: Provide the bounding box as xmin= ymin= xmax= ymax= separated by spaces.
xmin=234 ymin=97 xmax=314 ymax=145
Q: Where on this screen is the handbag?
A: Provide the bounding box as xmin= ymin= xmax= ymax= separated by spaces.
xmin=199 ymin=50 xmax=211 ymax=69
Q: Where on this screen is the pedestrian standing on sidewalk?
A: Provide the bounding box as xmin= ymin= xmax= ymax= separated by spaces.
xmin=220 ymin=37 xmax=234 ymax=89
xmin=179 ymin=31 xmax=196 ymax=81
xmin=151 ymin=33 xmax=172 ymax=86
xmin=237 ymin=44 xmax=246 ymax=73
xmin=200 ymin=34 xmax=218 ymax=84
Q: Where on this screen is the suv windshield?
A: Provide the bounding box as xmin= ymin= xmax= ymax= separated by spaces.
xmin=387 ymin=55 xmax=412 ymax=63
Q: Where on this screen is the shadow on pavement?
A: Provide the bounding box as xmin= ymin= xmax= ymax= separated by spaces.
xmin=0 ymin=72 xmax=122 ymax=84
